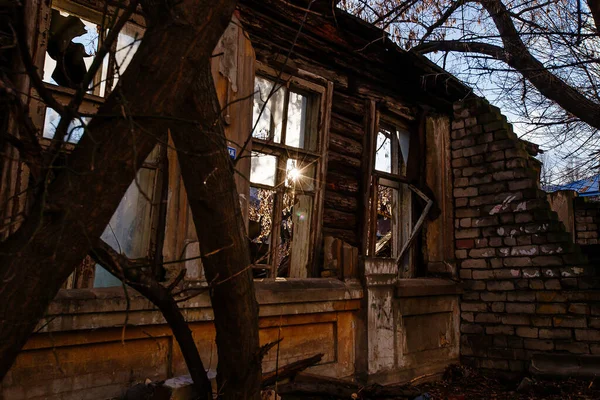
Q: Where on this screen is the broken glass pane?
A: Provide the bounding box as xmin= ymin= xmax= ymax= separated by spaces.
xmin=375 ymin=129 xmax=392 ymax=173
xmin=285 ymin=91 xmax=308 ymax=149
xmin=111 ymin=24 xmax=144 ymax=90
xmin=285 ymin=158 xmax=316 ymax=191
xmin=94 ymin=147 xmax=160 ymax=287
xmin=398 ymin=129 xmax=410 ymax=167
xmin=42 ymin=107 xmax=89 ymax=143
xmin=44 ymin=9 xmax=97 ymax=90
xmin=250 ymin=152 xmax=277 ymax=187
xmin=253 ymin=77 xmax=284 ymax=142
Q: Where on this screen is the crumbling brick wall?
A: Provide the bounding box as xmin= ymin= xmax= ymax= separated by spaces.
xmin=451 ymin=97 xmax=600 ymax=373
xmin=575 ymin=198 xmax=600 ymax=246
xmin=574 ymin=197 xmax=600 ymax=265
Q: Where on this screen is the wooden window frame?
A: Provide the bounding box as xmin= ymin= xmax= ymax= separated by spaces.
xmin=248 ymin=63 xmax=328 ymax=279
xmin=367 ymin=112 xmax=416 ymax=277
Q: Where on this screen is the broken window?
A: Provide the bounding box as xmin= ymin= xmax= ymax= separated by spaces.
xmin=40 ymin=5 xmax=143 ymax=144
xmin=43 ymin=5 xmax=143 ymax=97
xmin=368 ymin=120 xmax=413 ymax=270
xmin=63 ymin=145 xmax=167 ymax=289
xmin=93 ymin=146 xmax=165 ymax=287
xmin=40 ymin=2 xmax=162 ymax=289
xmin=249 ymin=74 xmax=321 ymax=278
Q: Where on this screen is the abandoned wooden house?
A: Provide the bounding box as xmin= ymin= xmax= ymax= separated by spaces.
xmin=2 ymin=0 xmax=600 ymax=398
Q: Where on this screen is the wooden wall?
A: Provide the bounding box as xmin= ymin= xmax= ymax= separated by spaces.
xmin=235 ymin=1 xmax=427 ymax=259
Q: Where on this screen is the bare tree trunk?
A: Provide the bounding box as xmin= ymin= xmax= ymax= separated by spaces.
xmin=0 ymin=0 xmax=238 ymax=382
xmin=169 ymin=66 xmax=262 ymax=399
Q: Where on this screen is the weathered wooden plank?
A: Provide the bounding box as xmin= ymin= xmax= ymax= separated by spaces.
xmin=327 ymin=152 xmax=361 ymax=172
xmin=322 ymin=227 xmax=358 ymax=246
xmin=331 ymin=92 xmax=365 ymax=123
xmin=311 ymin=80 xmax=334 ymax=278
xmin=356 ymin=84 xmax=418 ymax=121
xmin=329 ymin=132 xmax=362 ymax=158
xmin=323 ymin=209 xmax=357 ymax=229
xmin=330 ymin=113 xmax=364 ymax=141
xmin=361 ymin=100 xmax=377 ymax=255
xmin=425 ymin=114 xmax=455 ymax=276
xmin=325 ymin=172 xmax=359 ymax=194
xmin=324 ymin=190 xmax=358 ymax=213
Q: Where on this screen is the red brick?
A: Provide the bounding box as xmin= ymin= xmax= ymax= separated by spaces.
xmin=553 ymin=316 xmax=587 ymax=328
xmin=481 ymin=292 xmax=506 ymax=302
xmin=456 ymin=239 xmax=475 ymax=249
xmin=475 ymin=238 xmax=489 ymax=248
xmin=486 ymin=326 xmax=515 ymax=335
xmin=470 ymin=248 xmax=496 ymax=258
xmin=507 ymin=292 xmax=535 ymax=302
xmin=536 ymin=291 xmax=566 ymax=303
xmin=459 ymin=218 xmax=472 ymax=228
xmin=555 ymin=342 xmax=589 ymax=354
xmin=536 ymin=304 xmax=567 ymax=314
xmin=516 ymin=327 xmax=538 ymax=338
xmin=461 ymin=302 xmax=488 ymax=312
xmin=475 ymin=313 xmax=502 ymax=323
xmin=462 ymin=312 xmax=475 ymax=322
xmin=503 ymin=257 xmax=532 ymax=267
xmin=462 ymin=259 xmax=488 ymax=269
xmin=487 ymin=281 xmax=515 ymax=291
xmin=568 ymin=303 xmax=590 ymax=315
xmin=459 ymin=269 xmax=472 ymax=279
xmin=506 ymin=303 xmax=535 ymax=314
xmin=539 ymin=328 xmax=572 ymax=339
xmin=501 ymin=315 xmax=530 ymax=325
xmin=510 ymin=245 xmax=538 ymax=256
xmin=531 ymin=316 xmax=552 ymax=327
xmin=492 ymin=302 xmax=505 ymax=312
xmin=456 ymin=228 xmax=481 ymax=239
xmin=455 ymin=187 xmax=478 ymax=197
xmin=529 ymin=280 xmax=545 ymax=290
xmin=524 ymin=339 xmax=554 ymax=351
xmin=461 ymin=323 xmax=485 ymax=334
xmin=545 ymin=279 xmax=562 ymax=290
xmin=532 ymin=256 xmax=563 ymax=266
xmin=472 ymin=270 xmax=495 ymax=280
xmin=575 ymin=329 xmax=600 ymax=341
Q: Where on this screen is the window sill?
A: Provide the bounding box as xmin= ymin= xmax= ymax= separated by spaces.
xmin=44 ymin=278 xmax=363 ymax=333
xmin=53 ymin=278 xmax=362 ymax=305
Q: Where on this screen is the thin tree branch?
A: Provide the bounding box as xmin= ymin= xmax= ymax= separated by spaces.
xmin=89 ymin=239 xmax=213 ymax=400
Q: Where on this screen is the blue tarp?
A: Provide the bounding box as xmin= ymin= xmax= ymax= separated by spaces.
xmin=546 ymin=174 xmax=600 ymax=197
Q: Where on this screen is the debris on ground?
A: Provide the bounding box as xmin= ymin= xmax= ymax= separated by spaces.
xmin=414 ymin=364 xmax=600 ymax=400
xmin=276 ymin=364 xmax=600 ymax=399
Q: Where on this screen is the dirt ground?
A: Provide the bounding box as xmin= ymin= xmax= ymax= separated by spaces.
xmin=413 ymin=365 xmax=600 ymax=400
xmin=280 ymin=364 xmax=600 ymax=399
